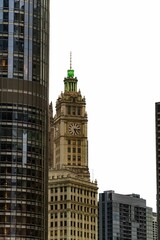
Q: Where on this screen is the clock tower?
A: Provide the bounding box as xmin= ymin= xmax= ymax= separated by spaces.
xmin=50 ymin=54 xmax=90 ymax=180
xmin=48 ymin=54 xmax=98 ymax=240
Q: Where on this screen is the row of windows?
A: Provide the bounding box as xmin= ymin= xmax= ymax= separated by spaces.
xmin=56 ymin=106 xmax=82 ymax=118
xmin=67 ymin=106 xmax=81 ymax=115
xmin=0 ymin=0 xmax=47 ymax=11
xmin=1 ymin=0 xmax=24 ymax=10
xmin=50 ymin=203 xmax=66 ymax=210
xmin=50 ymin=212 xmax=96 ymax=222
xmin=0 ymin=56 xmax=48 ymax=82
xmin=0 ymin=155 xmax=42 ymax=165
xmin=0 ymin=127 xmax=42 ymax=141
xmin=0 ymin=178 xmax=42 ymax=189
xmin=51 ymin=213 xmax=95 ymax=222
xmin=0 ymin=166 xmax=42 ymax=177
xmin=68 ymin=155 xmax=81 ymax=161
xmin=0 ymin=227 xmax=41 ymax=237
xmin=0 ymin=2 xmax=44 ymax=16
xmin=0 ymin=36 xmax=25 ymax=47
xmin=50 ymin=196 xmax=96 ymax=205
xmin=68 ymin=139 xmax=81 ymax=145
xmin=50 ymin=212 xmax=96 ymax=224
xmin=0 ymin=203 xmax=42 ymax=213
xmin=0 ymin=24 xmax=24 ymax=34
xmin=0 ymin=215 xmax=42 ymax=225
xmin=50 ymin=205 xmax=96 ymax=215
xmin=3 ymin=15 xmax=46 ymax=23
xmin=0 ymin=110 xmax=43 ymax=125
xmin=68 ymin=162 xmax=81 ymax=166
xmin=50 ymin=230 xmax=96 ymax=239
xmin=50 ymin=221 xmax=96 ymax=230
xmin=50 ymin=186 xmax=96 ymax=197
xmin=0 ymin=27 xmax=41 ymax=42
xmin=0 ymin=103 xmax=43 ymax=112
xmin=0 ymin=142 xmax=42 ymax=154
xmin=0 ymin=55 xmax=41 ymax=75
xmin=67 ymin=147 xmax=81 ymax=153
xmin=0 ymin=190 xmax=42 ymax=201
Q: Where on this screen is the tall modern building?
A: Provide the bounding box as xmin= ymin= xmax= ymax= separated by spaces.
xmin=0 ymin=1 xmax=49 ymax=239
xmin=156 ymin=102 xmax=160 ymax=239
xmin=99 ymin=190 xmax=153 ymax=240
xmin=48 ymin=57 xmax=98 ymax=240
xmin=152 ymin=212 xmax=158 ymax=240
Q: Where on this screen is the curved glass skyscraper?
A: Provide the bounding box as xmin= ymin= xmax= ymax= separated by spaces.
xmin=0 ymin=0 xmax=49 ymax=239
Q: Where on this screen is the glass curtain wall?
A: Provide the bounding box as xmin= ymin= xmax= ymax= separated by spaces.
xmin=0 ymin=0 xmax=49 ymax=239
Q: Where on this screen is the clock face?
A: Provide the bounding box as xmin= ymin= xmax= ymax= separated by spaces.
xmin=68 ymin=123 xmax=81 ymax=135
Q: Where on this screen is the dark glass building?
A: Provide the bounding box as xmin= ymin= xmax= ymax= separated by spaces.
xmin=156 ymin=102 xmax=160 ymax=239
xmin=0 ymin=0 xmax=49 ymax=239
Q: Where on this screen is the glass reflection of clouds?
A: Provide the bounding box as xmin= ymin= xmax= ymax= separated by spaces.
xmin=0 ymin=0 xmax=49 ymax=84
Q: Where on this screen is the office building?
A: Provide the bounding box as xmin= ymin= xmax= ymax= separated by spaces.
xmin=156 ymin=102 xmax=160 ymax=239
xmin=48 ymin=57 xmax=98 ymax=240
xmin=99 ymin=190 xmax=153 ymax=240
xmin=146 ymin=207 xmax=153 ymax=240
xmin=0 ymin=0 xmax=49 ymax=239
xmin=152 ymin=212 xmax=158 ymax=240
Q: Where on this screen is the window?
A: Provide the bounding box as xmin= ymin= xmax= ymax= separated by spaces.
xmin=68 ymin=106 xmax=71 ymax=114
xmin=72 ymin=107 xmax=76 ymax=115
xmin=0 ymin=58 xmax=8 ymax=71
xmin=3 ymin=12 xmax=8 ymax=21
xmin=68 ymin=147 xmax=71 ymax=153
xmin=50 ymin=222 xmax=53 ymax=227
xmin=4 ymin=0 xmax=9 ymax=8
xmin=77 ymin=107 xmax=81 ymax=115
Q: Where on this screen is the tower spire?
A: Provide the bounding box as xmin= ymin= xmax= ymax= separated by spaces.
xmin=64 ymin=52 xmax=78 ymax=92
xmin=67 ymin=51 xmax=74 ymax=78
xmin=70 ymin=51 xmax=72 ymax=70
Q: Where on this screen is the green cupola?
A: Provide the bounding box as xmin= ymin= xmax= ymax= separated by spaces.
xmin=64 ymin=52 xmax=78 ymax=92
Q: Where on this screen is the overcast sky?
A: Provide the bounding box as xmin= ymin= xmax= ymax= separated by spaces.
xmin=49 ymin=0 xmax=160 ymax=212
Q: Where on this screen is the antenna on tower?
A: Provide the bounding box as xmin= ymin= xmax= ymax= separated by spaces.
xmin=70 ymin=51 xmax=72 ymax=70
xmin=67 ymin=51 xmax=74 ymax=78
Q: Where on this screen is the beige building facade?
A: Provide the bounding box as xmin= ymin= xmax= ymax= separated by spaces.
xmin=48 ymin=60 xmax=98 ymax=240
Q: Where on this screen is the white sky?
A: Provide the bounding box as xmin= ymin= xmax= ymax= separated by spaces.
xmin=49 ymin=0 xmax=160 ymax=212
